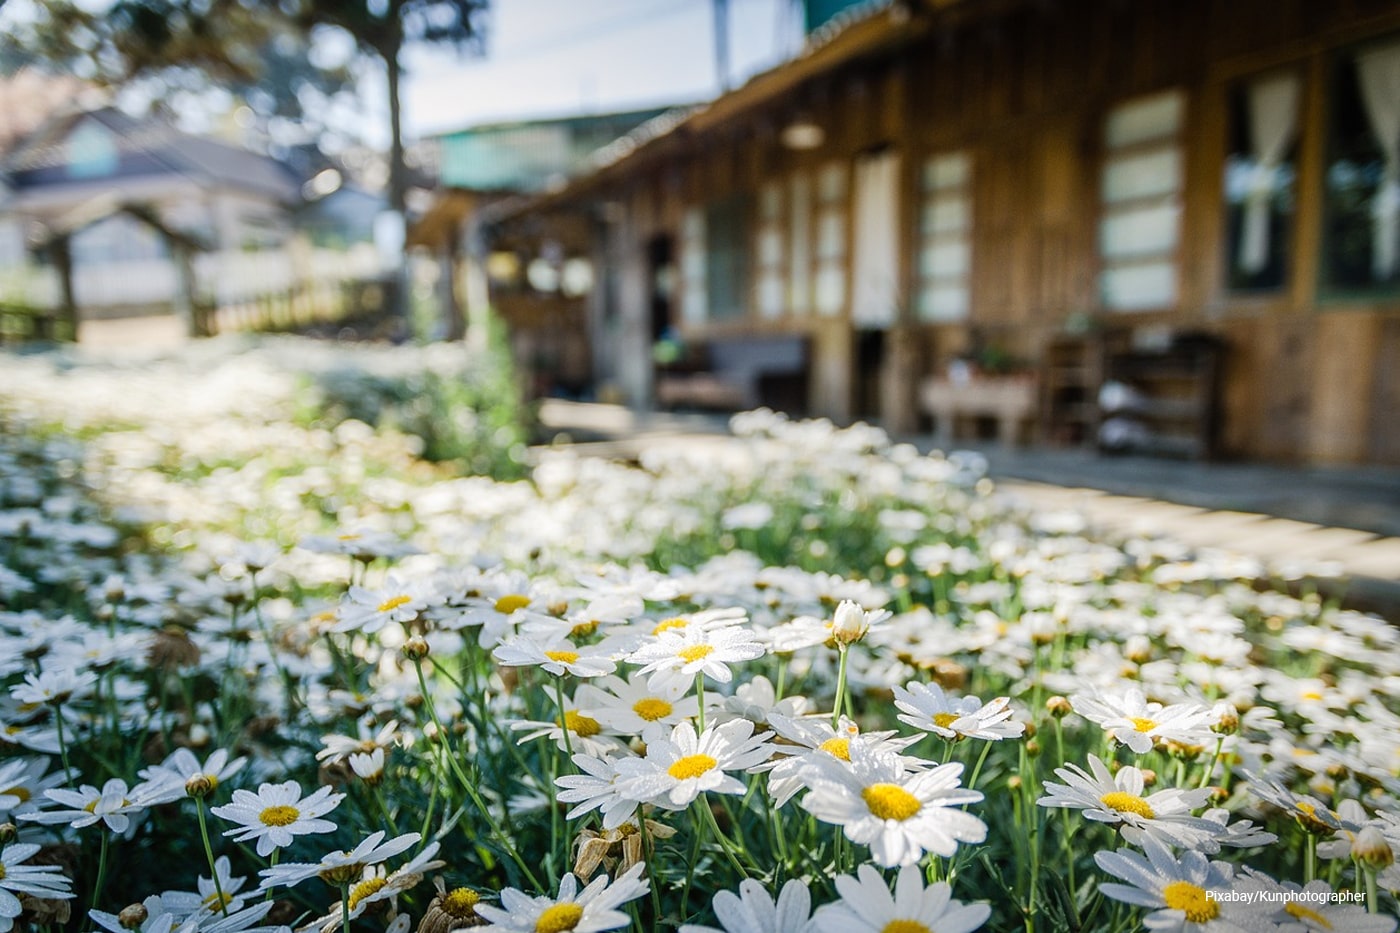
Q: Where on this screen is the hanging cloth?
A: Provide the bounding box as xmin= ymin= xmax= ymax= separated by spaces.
xmin=1356 ymin=41 xmax=1400 ymax=280
xmin=1238 ymin=73 xmax=1299 ymax=275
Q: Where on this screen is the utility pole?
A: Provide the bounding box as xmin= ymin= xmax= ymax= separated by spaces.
xmin=713 ymin=0 xmax=731 ymax=92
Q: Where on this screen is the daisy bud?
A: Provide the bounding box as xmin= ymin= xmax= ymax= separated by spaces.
xmin=184 ymin=774 xmax=217 ymax=798
xmin=1124 ymin=635 xmax=1152 ymax=664
xmin=319 ymin=863 xmax=363 ymax=886
xmin=830 ymin=600 xmax=870 ymax=646
xmin=1022 ymin=721 xmax=1037 ymax=739
xmin=885 ymin=547 xmax=907 ymax=568
xmin=1140 ymin=768 xmax=1157 ymax=788
xmin=1046 ymin=695 xmax=1072 ymax=718
xmin=402 ymin=636 xmax=430 ymax=661
xmin=1207 ymin=785 xmax=1228 ymax=805
xmin=1354 ymin=827 xmax=1395 ymax=871
xmin=1025 ymin=739 xmax=1041 ymax=758
xmin=0 ymin=823 xmax=14 ymax=843
xmin=1007 ymin=775 xmax=1022 ymax=791
xmin=1210 ymin=702 xmax=1239 ymax=735
xmin=118 ymin=904 xmax=149 ymax=930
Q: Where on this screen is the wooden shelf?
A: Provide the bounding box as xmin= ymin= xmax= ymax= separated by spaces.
xmin=1099 ymin=334 xmax=1224 ymax=460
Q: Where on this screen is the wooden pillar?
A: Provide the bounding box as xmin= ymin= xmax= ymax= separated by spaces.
xmin=170 ymin=238 xmax=202 ymax=337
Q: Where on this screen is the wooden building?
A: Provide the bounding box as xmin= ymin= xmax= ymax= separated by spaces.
xmin=489 ymin=0 xmax=1400 ymax=464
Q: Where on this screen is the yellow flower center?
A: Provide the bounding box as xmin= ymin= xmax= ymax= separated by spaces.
xmin=1296 ymin=801 xmax=1316 ymax=816
xmin=535 ymin=902 xmax=585 ymax=933
xmin=561 ymin=711 xmax=602 ymax=738
xmin=653 ymin=618 xmax=687 ymax=635
xmin=2 ymin=787 xmax=30 ymax=803
xmin=377 ymin=594 xmax=412 ymax=613
xmin=570 ymin=621 xmax=598 ymax=637
xmin=1100 ymin=791 xmax=1156 ymax=819
xmin=668 ymin=754 xmax=718 ymax=780
xmin=337 ymin=533 xmax=361 ymax=541
xmin=0 ymin=865 xmax=6 ymax=881
xmin=862 ymin=783 xmax=922 ymax=821
xmin=442 ymin=888 xmax=480 ymax=917
xmin=633 ymin=698 xmax=673 ymax=721
xmin=881 ymin=922 xmax=931 ymax=933
xmin=347 ymin=877 xmax=387 ymax=911
xmin=933 ymin=713 xmax=959 ymax=729
xmin=818 ymin=738 xmax=851 ymax=761
xmin=258 ymin=805 xmax=301 ymax=827
xmin=204 ymin=891 xmax=233 ymax=910
xmin=1129 ymin=717 xmax=1158 ymax=733
xmin=1301 ymin=690 xmax=1323 ymax=701
xmin=495 ymin=594 xmax=531 ymax=615
xmin=678 ymin=644 xmax=713 ymax=663
xmin=1284 ymin=902 xmax=1332 ymax=929
xmin=1161 ymin=881 xmax=1219 ymax=923
xmin=546 ymin=650 xmax=580 ymax=664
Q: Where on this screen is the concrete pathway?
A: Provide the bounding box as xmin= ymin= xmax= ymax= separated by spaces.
xmin=535 ymin=400 xmax=1400 ymax=613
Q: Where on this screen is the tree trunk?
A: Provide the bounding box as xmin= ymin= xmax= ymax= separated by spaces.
xmin=383 ymin=30 xmax=411 ymax=336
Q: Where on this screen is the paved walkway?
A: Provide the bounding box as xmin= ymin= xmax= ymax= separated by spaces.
xmin=535 ymin=400 xmax=1400 ymax=614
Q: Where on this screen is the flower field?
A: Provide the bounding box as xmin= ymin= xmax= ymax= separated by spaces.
xmin=1 ymin=338 xmax=1398 ymax=933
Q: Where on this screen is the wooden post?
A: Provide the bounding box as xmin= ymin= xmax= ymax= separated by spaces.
xmin=50 ymin=236 xmax=78 ymax=342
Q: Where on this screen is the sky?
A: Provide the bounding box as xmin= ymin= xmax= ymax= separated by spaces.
xmin=399 ymin=0 xmax=797 ymax=139
xmin=0 ymin=0 xmax=799 ymax=148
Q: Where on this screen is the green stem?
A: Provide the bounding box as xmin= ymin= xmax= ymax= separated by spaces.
xmin=1366 ymin=867 xmax=1378 ymax=914
xmin=696 ymin=672 xmax=706 ymax=732
xmin=413 ymin=659 xmax=541 ymax=889
xmin=340 ymin=883 xmax=351 ymax=933
xmin=832 ymin=646 xmax=850 ymax=729
xmin=1199 ymin=737 xmax=1225 ymax=790
xmin=967 ymin=740 xmax=993 ymax=793
xmin=195 ymin=800 xmax=229 ymax=914
xmin=637 ymin=816 xmax=663 ymax=923
xmin=90 ymin=832 xmax=110 ymax=918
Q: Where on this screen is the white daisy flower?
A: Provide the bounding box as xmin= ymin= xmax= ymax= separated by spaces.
xmin=800 ymin=742 xmax=987 ymax=867
xmin=510 ymin=689 xmax=630 ymax=759
xmin=21 ymin=778 xmax=152 ymax=834
xmin=628 ymin=625 xmax=766 ymax=691
xmin=1234 ymin=867 xmax=1396 ymax=933
xmin=575 ymin=674 xmax=699 ymax=739
xmin=1037 ymin=755 xmax=1224 ymax=851
xmin=193 ymin=856 xmax=250 ymax=916
xmin=1093 ymin=836 xmax=1250 ymax=932
xmin=473 ymin=862 xmax=649 ymax=932
xmin=301 ymin=842 xmax=445 ymax=933
xmin=711 ymin=676 xmax=812 ymax=727
xmin=1240 ymin=772 xmax=1347 ymax=835
xmin=0 ymin=842 xmax=74 ymax=932
xmin=0 ymin=757 xmax=65 ymax=818
xmin=612 ymin=719 xmax=773 ymax=810
xmin=256 ymin=831 xmax=422 ymax=891
xmin=1070 ymin=687 xmax=1213 ymax=755
xmin=210 ymin=780 xmax=344 ymax=857
xmin=893 ymin=682 xmax=1024 ymax=742
xmin=298 ymin=528 xmax=419 ymax=562
xmin=138 ymin=748 xmax=247 ymax=803
xmin=316 ymin=718 xmax=400 ymax=764
xmin=556 ymin=753 xmax=646 ymax=831
xmin=493 ymin=636 xmax=617 ymax=679
xmin=811 ymin=863 xmax=990 ymax=933
xmin=680 ymin=878 xmax=819 ymax=933
xmin=334 ymin=575 xmax=438 ymax=634
xmin=761 ymin=715 xmax=921 ymax=808
xmin=10 ymin=668 xmax=97 ymax=707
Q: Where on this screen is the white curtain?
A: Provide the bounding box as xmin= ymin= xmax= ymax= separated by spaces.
xmin=1238 ymin=73 xmax=1299 ymax=274
xmin=851 ymin=151 xmax=900 ymax=328
xmin=1357 ymin=41 xmax=1400 ymax=280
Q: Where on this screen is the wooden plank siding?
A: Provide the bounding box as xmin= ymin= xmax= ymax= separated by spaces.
xmin=492 ymin=0 xmax=1400 ymax=462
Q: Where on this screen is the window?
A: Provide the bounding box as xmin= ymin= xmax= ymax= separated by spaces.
xmin=917 ymin=152 xmax=972 ymax=321
xmin=705 ymin=196 xmax=748 ymax=321
xmin=1099 ymin=91 xmax=1185 ymax=311
xmin=1224 ymin=72 xmax=1300 ymax=291
xmin=1322 ymin=39 xmax=1400 ymax=294
xmin=754 ymin=181 xmax=786 ymax=319
xmin=814 ymin=161 xmax=847 ymax=316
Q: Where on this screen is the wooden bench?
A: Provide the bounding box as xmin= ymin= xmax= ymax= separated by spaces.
xmin=656 ymin=335 xmax=809 ymax=412
xmin=920 ymin=376 xmax=1037 ymax=447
